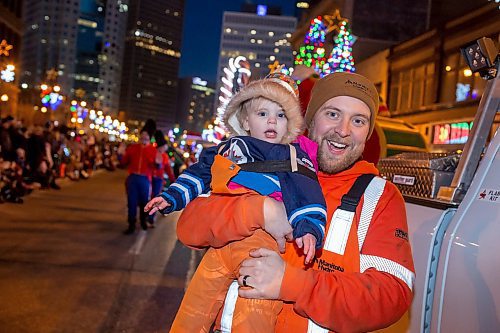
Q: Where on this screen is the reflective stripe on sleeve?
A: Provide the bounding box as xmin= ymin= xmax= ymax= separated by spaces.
xmin=220 ymin=280 xmax=239 ymax=333
xmin=360 ymin=254 xmax=415 ymax=291
xmin=307 ymin=320 xmax=329 ymax=333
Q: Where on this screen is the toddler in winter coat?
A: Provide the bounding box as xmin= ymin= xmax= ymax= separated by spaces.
xmin=145 ymin=72 xmax=326 ymax=333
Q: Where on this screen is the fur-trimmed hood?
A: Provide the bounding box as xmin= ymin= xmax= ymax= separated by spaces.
xmin=223 ymin=79 xmax=304 ymax=144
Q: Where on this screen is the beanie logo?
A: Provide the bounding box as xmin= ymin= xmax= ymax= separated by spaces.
xmin=345 ymin=79 xmax=370 ymax=94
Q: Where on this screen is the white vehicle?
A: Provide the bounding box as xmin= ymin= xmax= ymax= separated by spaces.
xmin=378 ymin=37 xmax=499 ymax=332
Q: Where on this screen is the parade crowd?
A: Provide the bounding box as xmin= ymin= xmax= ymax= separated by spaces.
xmin=0 ymin=115 xmax=120 ymax=204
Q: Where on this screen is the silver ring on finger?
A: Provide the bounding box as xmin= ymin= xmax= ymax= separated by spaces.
xmin=242 ymin=275 xmax=250 ymax=287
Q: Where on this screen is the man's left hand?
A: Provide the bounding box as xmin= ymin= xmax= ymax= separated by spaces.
xmin=237 ymin=248 xmax=286 ymax=300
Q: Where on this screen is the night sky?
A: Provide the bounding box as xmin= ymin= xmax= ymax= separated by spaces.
xmin=178 ymin=0 xmax=296 ymax=83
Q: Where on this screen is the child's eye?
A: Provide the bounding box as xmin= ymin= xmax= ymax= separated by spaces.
xmin=257 ymin=111 xmax=267 ymax=117
xmin=277 ymin=113 xmax=286 ymax=118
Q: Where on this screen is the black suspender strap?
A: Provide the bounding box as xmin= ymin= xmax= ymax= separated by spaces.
xmin=238 ymin=160 xmax=318 ymax=181
xmin=338 ymin=174 xmax=376 ymax=212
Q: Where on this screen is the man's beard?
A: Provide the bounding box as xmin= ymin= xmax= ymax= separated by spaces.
xmin=315 ymin=133 xmax=364 ymax=174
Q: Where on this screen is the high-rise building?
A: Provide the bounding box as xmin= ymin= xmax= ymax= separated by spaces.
xmin=119 ymin=0 xmax=184 ymax=131
xmin=97 ymin=0 xmax=129 ymax=116
xmin=21 ymin=0 xmax=80 ymax=94
xmin=217 ymin=10 xmax=297 ymax=82
xmin=74 ymin=0 xmax=106 ymax=104
xmin=215 ymin=8 xmax=296 ymax=118
xmin=20 ymin=0 xmax=128 ymax=116
xmin=176 ymin=77 xmax=215 ymax=132
xmin=0 ymin=0 xmax=23 ymax=118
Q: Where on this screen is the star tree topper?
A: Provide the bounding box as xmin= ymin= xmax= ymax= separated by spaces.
xmin=75 ymin=88 xmax=86 ymax=99
xmin=0 ymin=39 xmax=13 ymax=57
xmin=268 ymin=60 xmax=282 ymax=73
xmin=46 ymin=68 xmax=58 ymax=81
xmin=323 ymin=9 xmax=347 ymax=34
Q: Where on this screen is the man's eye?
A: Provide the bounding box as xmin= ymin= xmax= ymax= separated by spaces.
xmin=353 ymin=118 xmax=367 ymax=126
xmin=326 ymin=111 xmax=339 ymax=118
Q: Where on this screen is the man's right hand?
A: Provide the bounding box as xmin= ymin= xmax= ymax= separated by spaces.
xmin=144 ymin=197 xmax=169 ymax=215
xmin=263 ymin=197 xmax=293 ymax=253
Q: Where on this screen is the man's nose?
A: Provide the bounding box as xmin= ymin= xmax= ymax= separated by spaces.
xmin=334 ymin=119 xmax=350 ymax=137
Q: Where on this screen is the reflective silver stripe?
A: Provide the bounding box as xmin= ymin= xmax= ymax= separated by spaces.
xmin=360 ymin=254 xmax=415 ymax=291
xmin=178 ymin=173 xmax=203 ymax=194
xmin=307 ymin=320 xmax=329 ymax=333
xmin=220 ymin=280 xmax=239 ymax=333
xmin=358 ymin=177 xmax=386 ymax=251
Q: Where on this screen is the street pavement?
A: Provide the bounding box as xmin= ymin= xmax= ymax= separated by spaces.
xmin=0 ymin=169 xmax=204 ymax=333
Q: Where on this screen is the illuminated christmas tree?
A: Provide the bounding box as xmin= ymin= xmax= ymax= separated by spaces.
xmin=294 ymin=17 xmax=329 ymax=76
xmin=327 ymin=20 xmax=355 ymax=73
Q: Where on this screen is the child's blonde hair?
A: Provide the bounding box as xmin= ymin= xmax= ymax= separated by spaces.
xmin=237 ymin=97 xmax=285 ymax=134
xmin=223 ymin=76 xmax=303 ymax=144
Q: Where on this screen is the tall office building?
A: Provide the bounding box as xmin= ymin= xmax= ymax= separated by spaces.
xmin=97 ymin=0 xmax=129 ymax=115
xmin=21 ymin=0 xmax=80 ymax=94
xmin=217 ymin=7 xmax=297 ymax=80
xmin=215 ymin=8 xmax=296 ymax=117
xmin=119 ymin=0 xmax=184 ymax=131
xmin=20 ymin=0 xmax=127 ymax=115
xmin=176 ymin=77 xmax=215 ymax=132
xmin=217 ymin=8 xmax=297 ymax=83
xmin=74 ymin=0 xmax=106 ymax=104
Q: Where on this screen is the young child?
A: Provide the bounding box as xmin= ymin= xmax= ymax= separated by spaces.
xmin=145 ymin=73 xmax=326 ymax=332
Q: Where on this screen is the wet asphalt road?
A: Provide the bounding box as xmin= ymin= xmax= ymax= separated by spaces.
xmin=0 ymin=169 xmax=203 ymax=333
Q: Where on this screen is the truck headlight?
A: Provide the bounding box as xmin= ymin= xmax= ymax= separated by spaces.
xmin=460 ymin=37 xmax=499 ymax=80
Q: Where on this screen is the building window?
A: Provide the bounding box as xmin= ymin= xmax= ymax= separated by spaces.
xmin=389 ymin=62 xmax=435 ymax=114
xmin=441 ymin=53 xmax=486 ymax=103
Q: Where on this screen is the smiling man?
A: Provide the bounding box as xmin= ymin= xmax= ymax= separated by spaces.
xmin=175 ymin=72 xmax=415 ymax=333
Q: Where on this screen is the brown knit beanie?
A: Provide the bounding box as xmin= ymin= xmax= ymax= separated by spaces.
xmin=305 ymin=72 xmax=379 ymax=138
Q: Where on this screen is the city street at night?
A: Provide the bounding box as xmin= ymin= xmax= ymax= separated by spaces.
xmin=0 ymin=170 xmax=201 ymax=333
xmin=1 ymin=0 xmax=499 ymax=332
